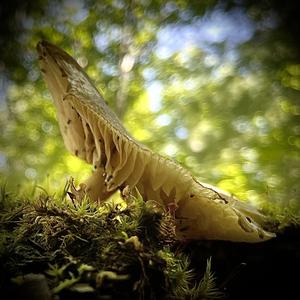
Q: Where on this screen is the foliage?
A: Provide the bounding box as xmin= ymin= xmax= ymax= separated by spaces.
xmin=0 ymin=183 xmax=222 ymax=299
xmin=189 ymin=258 xmax=223 ymax=300
xmin=0 ymin=1 xmax=299 ymax=213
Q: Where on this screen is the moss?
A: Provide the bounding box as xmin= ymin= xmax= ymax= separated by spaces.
xmin=0 ymin=182 xmax=222 ymax=300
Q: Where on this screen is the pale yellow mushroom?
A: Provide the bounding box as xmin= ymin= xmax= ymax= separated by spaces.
xmin=37 ymin=40 xmax=275 ymax=243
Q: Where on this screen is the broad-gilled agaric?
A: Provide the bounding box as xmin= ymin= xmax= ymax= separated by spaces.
xmin=37 ymin=40 xmax=275 ymax=243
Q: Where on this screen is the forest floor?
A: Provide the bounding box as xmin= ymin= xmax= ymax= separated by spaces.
xmin=0 ymin=182 xmax=299 ymax=300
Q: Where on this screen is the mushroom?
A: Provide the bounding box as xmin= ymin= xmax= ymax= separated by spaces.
xmin=37 ymin=40 xmax=275 ymax=242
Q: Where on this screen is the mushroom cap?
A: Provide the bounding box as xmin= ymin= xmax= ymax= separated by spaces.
xmin=37 ymin=40 xmax=276 ymax=243
xmin=37 ymin=40 xmax=141 ymax=164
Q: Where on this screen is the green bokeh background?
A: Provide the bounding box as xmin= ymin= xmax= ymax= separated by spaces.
xmin=0 ymin=0 xmax=299 ymax=213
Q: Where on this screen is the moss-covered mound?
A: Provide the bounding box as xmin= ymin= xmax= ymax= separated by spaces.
xmin=0 ymin=183 xmax=222 ymax=300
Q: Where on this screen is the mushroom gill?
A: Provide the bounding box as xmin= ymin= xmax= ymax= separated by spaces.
xmin=37 ymin=40 xmax=275 ymax=243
